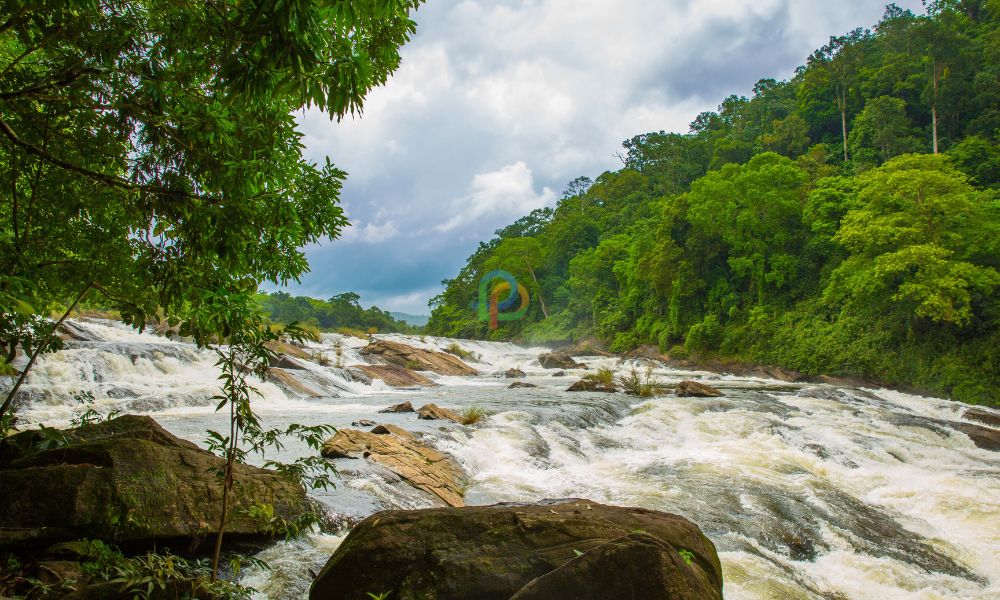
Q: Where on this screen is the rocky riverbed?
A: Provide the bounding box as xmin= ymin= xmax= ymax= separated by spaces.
xmin=1 ymin=318 xmax=998 ymax=599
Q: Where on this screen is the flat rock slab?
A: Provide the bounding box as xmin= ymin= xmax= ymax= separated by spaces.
xmin=320 ymin=426 xmax=465 ymax=507
xmin=360 ymin=340 xmax=478 ymax=376
xmin=567 ymin=379 xmax=617 ymax=393
xmin=350 ymin=364 xmax=436 ymax=387
xmin=309 ymin=499 xmax=722 ymax=600
xmin=963 ymin=407 xmax=1000 ymax=429
xmin=267 ymin=368 xmax=325 ymax=398
xmin=675 ymin=380 xmax=724 ymax=397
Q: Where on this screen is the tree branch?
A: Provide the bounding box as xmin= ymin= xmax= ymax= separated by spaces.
xmin=0 ymin=115 xmax=213 ymax=202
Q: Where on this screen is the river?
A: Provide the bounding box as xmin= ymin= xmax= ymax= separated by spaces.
xmin=6 ymin=319 xmax=999 ymax=599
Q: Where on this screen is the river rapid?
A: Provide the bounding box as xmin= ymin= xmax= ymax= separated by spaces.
xmin=4 ymin=318 xmax=999 ymax=600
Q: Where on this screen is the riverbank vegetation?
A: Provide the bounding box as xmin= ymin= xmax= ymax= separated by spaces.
xmin=427 ymin=2 xmax=1000 ymax=405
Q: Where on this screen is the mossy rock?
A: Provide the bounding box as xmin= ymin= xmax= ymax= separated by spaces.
xmin=0 ymin=415 xmax=308 ymax=551
xmin=309 ymin=499 xmax=722 ymax=600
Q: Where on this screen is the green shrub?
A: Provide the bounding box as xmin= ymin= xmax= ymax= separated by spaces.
xmin=618 ymin=367 xmax=657 ymax=397
xmin=584 ymin=367 xmax=616 ymax=386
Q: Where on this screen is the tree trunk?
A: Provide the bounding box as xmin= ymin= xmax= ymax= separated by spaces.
xmin=527 ymin=267 xmax=549 ymax=318
xmin=932 ymin=62 xmax=939 ymax=154
xmin=211 ymin=402 xmax=237 ymax=581
xmin=840 ymin=92 xmax=849 ymax=162
xmin=0 ymin=283 xmax=91 ymax=422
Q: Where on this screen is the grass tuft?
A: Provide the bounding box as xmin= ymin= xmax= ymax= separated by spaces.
xmin=460 ymin=405 xmax=488 ymax=426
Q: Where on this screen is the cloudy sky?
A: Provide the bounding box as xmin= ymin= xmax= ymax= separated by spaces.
xmin=287 ymin=0 xmax=925 ymax=314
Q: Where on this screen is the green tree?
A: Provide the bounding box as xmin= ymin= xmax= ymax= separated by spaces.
xmin=848 ymin=96 xmax=921 ymax=165
xmin=686 ymin=153 xmax=808 ymax=305
xmin=0 ymin=0 xmax=424 ymax=419
xmin=828 ymin=154 xmax=1000 ymax=328
xmin=762 ymin=114 xmax=811 ymax=157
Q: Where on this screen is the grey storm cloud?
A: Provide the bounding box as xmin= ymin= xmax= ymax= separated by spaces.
xmin=283 ymin=0 xmax=926 ymax=314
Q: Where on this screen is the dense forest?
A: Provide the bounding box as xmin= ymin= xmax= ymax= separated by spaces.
xmin=427 ymin=1 xmax=1000 ymax=405
xmin=256 ymin=291 xmax=417 ymax=334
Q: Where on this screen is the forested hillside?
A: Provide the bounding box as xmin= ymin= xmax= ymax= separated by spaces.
xmin=256 ymin=292 xmax=417 ymax=334
xmin=427 ymin=1 xmax=1000 ymax=405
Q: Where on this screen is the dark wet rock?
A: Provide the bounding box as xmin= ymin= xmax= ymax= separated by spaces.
xmin=963 ymin=407 xmax=1000 ymax=429
xmin=105 ymin=387 xmax=138 ymax=400
xmin=0 ymin=415 xmax=308 ymax=551
xmin=954 ymin=422 xmax=1000 ymax=451
xmin=351 ymin=419 xmax=376 ymax=428
xmin=567 ymin=379 xmax=617 ymax=393
xmin=378 ymin=401 xmax=415 ymax=413
xmin=349 ymin=364 xmax=436 ymax=387
xmin=360 ymin=340 xmax=478 ymax=376
xmin=509 ymin=532 xmax=720 ymax=600
xmin=675 ymin=381 xmax=724 ymax=397
xmin=538 ymin=353 xmax=582 ymax=370
xmin=343 ymin=368 xmax=372 ymax=384
xmin=503 ymin=368 xmax=527 ymax=378
xmin=509 ymin=381 xmax=538 ymax=389
xmin=416 ymin=403 xmax=462 ymax=423
xmin=56 ymin=321 xmax=99 ymax=342
xmin=320 ymin=426 xmax=465 ymax=507
xmin=309 ymin=499 xmax=722 ymax=600
xmin=795 ymin=386 xmax=851 ymax=402
xmin=551 ymin=370 xmax=567 ymax=377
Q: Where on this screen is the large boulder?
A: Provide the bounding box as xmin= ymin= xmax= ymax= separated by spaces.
xmin=0 ymin=415 xmax=308 ymax=550
xmin=309 ymin=500 xmax=722 ymax=600
xmin=360 ymin=340 xmax=478 ymax=376
xmin=349 ymin=364 xmax=436 ymax=387
xmin=538 ymin=353 xmax=583 ymax=370
xmin=320 ymin=425 xmax=465 ymax=507
xmin=379 ymin=401 xmax=415 ymax=413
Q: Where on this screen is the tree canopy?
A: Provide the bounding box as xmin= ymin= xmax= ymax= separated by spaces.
xmin=0 ymin=0 xmax=422 ymax=333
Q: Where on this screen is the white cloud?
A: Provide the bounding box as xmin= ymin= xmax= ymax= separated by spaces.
xmin=435 ymin=162 xmax=556 ymax=233
xmin=337 ymin=219 xmax=399 ymax=245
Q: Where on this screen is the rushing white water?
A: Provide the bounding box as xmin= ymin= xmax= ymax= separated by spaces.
xmin=3 ymin=318 xmax=999 ymax=600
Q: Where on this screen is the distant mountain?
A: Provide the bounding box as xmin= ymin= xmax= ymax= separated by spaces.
xmin=390 ymin=312 xmax=429 ymax=327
